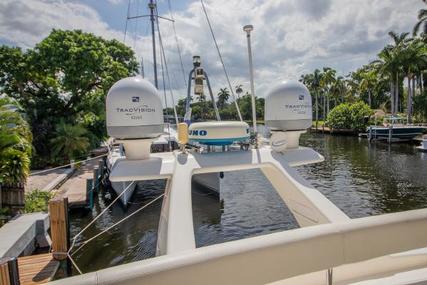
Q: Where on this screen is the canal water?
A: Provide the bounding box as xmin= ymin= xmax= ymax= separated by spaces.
xmin=69 ymin=133 xmax=427 ymax=274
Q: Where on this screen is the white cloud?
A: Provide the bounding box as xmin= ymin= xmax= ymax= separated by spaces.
xmin=0 ymin=0 xmax=424 ymax=104
xmin=0 ymin=0 xmax=122 ymax=48
xmin=107 ymin=0 xmax=125 ymax=5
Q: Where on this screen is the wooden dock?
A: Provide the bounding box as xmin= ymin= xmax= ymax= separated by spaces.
xmin=56 ymin=158 xmax=104 ymax=208
xmin=17 ymin=254 xmax=59 ymax=285
xmin=0 ymin=198 xmax=70 ymax=285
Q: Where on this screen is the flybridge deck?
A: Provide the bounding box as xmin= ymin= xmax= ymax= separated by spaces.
xmin=52 ymin=144 xmax=427 ymax=285
xmin=99 ymin=71 xmax=427 ymax=284
xmin=108 ymin=146 xmax=325 ymax=183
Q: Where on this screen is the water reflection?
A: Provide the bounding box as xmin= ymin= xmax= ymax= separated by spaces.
xmin=69 ymin=133 xmax=427 ymax=273
xmin=193 ymin=169 xmax=298 ymax=248
xmin=69 ymin=180 xmax=165 ymax=273
xmin=297 ymin=133 xmax=427 ymax=218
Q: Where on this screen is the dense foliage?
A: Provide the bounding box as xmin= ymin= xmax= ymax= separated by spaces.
xmin=301 ymin=3 xmax=427 ymax=125
xmin=0 ymin=29 xmax=138 ymax=167
xmin=0 ymin=96 xmax=32 ymax=185
xmin=24 ymin=190 xmax=53 ymax=213
xmin=326 ymin=102 xmax=373 ymax=132
xmin=173 ymin=88 xmax=264 ymax=122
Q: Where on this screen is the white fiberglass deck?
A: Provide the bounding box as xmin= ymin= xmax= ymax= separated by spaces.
xmin=59 ymin=146 xmax=427 ymax=285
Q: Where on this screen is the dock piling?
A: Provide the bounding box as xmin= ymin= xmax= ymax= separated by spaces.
xmin=0 ymin=258 xmax=11 ymax=285
xmin=49 ymin=198 xmax=69 ymax=261
xmin=0 ymin=256 xmax=20 ymax=285
xmin=388 ymin=126 xmax=393 ymax=144
xmin=86 ymin=179 xmax=94 ymax=210
xmin=93 ymin=167 xmax=99 ymax=192
xmin=98 ymin=159 xmax=105 ymax=181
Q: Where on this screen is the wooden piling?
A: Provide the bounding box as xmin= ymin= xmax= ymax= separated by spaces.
xmin=7 ymin=258 xmax=19 ymax=285
xmin=0 ymin=258 xmax=11 ymax=285
xmin=49 ymin=198 xmax=69 ymax=261
xmin=0 ymin=257 xmax=19 ymax=285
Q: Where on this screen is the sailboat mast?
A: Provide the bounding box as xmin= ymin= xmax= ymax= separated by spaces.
xmin=149 ymin=0 xmax=158 ymax=88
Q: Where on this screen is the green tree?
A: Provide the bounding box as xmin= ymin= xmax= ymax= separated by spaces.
xmin=0 ymin=29 xmax=138 ymax=167
xmin=217 ymin=88 xmax=230 ymax=109
xmin=0 ymin=96 xmax=32 ymax=186
xmin=400 ymin=38 xmax=427 ymax=122
xmin=300 ymin=69 xmax=322 ymax=129
xmin=326 ymin=101 xmax=373 ymax=132
xmin=50 ymin=121 xmax=90 ymax=162
xmin=373 ymin=31 xmax=410 ymax=115
xmin=413 ymin=0 xmax=427 ymax=37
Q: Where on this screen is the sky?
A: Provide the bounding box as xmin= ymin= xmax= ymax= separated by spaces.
xmin=0 ymin=0 xmax=425 ymax=105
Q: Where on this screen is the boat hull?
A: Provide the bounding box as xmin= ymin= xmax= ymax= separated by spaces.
xmin=368 ymin=126 xmax=426 ymax=141
xmin=192 ymin=173 xmax=220 ymax=195
xmin=111 ymin=181 xmax=137 ymax=206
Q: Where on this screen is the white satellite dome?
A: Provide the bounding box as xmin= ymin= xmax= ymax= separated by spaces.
xmin=264 ymin=81 xmax=312 ymax=131
xmin=106 ymin=76 xmax=164 ymax=139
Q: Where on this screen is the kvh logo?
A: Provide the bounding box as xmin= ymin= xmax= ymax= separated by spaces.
xmin=132 ymin=96 xmax=140 ymax=102
xmin=189 ymin=129 xmax=207 ymax=136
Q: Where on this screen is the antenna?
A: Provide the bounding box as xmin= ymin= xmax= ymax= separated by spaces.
xmin=141 ymin=57 xmax=145 ymax=77
xmin=148 ymin=0 xmax=158 ymax=88
xmin=125 ymin=0 xmax=174 ymax=89
xmin=243 ymin=25 xmax=257 ymax=139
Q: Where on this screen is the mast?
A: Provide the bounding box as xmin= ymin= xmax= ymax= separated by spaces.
xmin=148 ymin=0 xmax=158 ymax=88
xmin=244 ymin=25 xmax=257 ymax=142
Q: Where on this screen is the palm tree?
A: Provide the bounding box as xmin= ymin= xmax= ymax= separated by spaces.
xmin=330 ymin=76 xmax=347 ymax=105
xmin=0 ymin=96 xmax=32 ymax=209
xmin=389 ymin=31 xmax=411 ymax=113
xmin=217 ymin=88 xmax=230 ymax=109
xmin=50 ymin=121 xmax=89 ymax=162
xmin=320 ymin=67 xmax=336 ymax=116
xmin=373 ymin=31 xmax=410 ymax=114
xmin=359 ymin=67 xmax=377 ymax=107
xmin=312 ymin=69 xmax=323 ymax=128
xmin=413 ymin=0 xmax=427 ymax=37
xmin=401 ymin=38 xmax=427 ymax=121
xmin=300 ymin=70 xmax=322 ymax=129
xmin=235 ymin=85 xmax=243 ymax=99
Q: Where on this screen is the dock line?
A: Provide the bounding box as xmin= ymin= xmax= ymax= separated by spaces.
xmin=30 ymin=153 xmax=108 ymax=176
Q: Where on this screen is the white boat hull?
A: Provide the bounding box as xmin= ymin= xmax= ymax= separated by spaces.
xmin=192 ymin=173 xmax=220 ymax=195
xmin=110 ymin=180 xmax=137 ymax=206
xmin=417 ymin=139 xmax=427 ymax=151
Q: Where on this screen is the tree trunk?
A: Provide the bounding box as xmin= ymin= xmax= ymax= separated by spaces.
xmin=368 ymin=90 xmax=371 ymax=108
xmin=315 ymin=91 xmax=319 ymax=130
xmin=412 ymin=76 xmax=416 ymax=122
xmin=323 ymin=94 xmax=326 ymax=121
xmin=421 ymin=72 xmax=424 ymax=95
xmin=390 ymin=80 xmax=395 ymax=115
xmin=395 ymin=73 xmax=399 ymax=114
xmin=326 ymin=96 xmax=330 ymax=116
xmin=407 ymin=75 xmax=412 ymax=123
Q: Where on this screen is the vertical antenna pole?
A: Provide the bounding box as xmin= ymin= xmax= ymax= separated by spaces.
xmin=141 ymin=57 xmax=145 ymax=77
xmin=244 ymin=25 xmax=257 ymax=138
xmin=149 ymin=0 xmax=158 ymax=88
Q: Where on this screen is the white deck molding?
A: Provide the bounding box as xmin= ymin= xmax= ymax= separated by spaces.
xmin=48 ymin=208 xmax=427 ymax=285
xmin=0 ymin=212 xmax=50 ymax=258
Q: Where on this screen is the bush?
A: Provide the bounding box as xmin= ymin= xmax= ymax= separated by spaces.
xmin=413 ymin=92 xmax=427 ymax=122
xmin=326 ymin=101 xmax=373 ymax=132
xmin=24 ymin=190 xmax=53 ymax=213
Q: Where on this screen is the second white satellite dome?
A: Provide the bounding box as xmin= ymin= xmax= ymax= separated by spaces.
xmin=264 ymin=81 xmax=312 ymax=131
